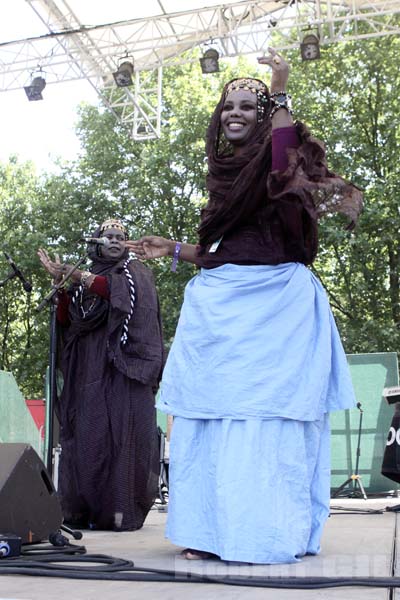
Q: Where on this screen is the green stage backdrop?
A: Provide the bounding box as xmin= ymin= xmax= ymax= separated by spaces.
xmin=331 ymin=352 xmax=399 ymax=493
xmin=0 ymin=370 xmax=43 ymax=457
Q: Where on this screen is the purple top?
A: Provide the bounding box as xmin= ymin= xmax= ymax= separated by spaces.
xmin=196 ymin=126 xmax=318 ymax=269
xmin=271 ymin=126 xmax=300 ymax=171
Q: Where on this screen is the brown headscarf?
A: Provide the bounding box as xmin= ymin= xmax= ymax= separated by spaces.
xmin=198 ymin=77 xmax=363 ymax=248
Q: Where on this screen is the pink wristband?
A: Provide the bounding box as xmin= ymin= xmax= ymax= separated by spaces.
xmin=171 ymin=242 xmax=182 ymax=272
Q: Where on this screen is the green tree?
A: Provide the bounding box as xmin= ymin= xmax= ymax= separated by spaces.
xmin=0 ymin=158 xmax=52 ymax=396
xmin=286 ymin=33 xmax=400 ymax=352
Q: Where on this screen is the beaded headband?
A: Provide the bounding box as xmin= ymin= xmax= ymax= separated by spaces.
xmin=224 ymin=78 xmax=270 ymax=123
xmin=100 ymin=218 xmax=127 ymax=236
xmin=225 ymin=78 xmax=268 ymax=96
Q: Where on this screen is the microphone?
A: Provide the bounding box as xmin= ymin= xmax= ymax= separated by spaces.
xmin=3 ymin=251 xmax=32 ymax=293
xmin=81 ymin=237 xmax=111 ymax=247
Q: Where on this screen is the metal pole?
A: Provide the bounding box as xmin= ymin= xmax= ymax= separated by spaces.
xmin=354 ymin=402 xmax=363 ymax=479
xmin=46 ymin=303 xmax=57 ymax=476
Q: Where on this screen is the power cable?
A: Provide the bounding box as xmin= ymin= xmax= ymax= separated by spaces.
xmin=1 ymin=542 xmax=400 ymax=589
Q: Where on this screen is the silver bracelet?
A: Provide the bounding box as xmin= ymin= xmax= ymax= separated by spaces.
xmin=270 ymin=92 xmax=294 ymax=119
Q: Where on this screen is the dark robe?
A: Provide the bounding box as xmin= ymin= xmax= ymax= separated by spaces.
xmin=57 ymin=254 xmax=164 ymax=531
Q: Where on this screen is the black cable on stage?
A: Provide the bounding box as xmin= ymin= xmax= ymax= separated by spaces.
xmin=7 ymin=553 xmax=133 ymax=572
xmin=1 ymin=541 xmax=400 ymax=589
xmin=21 ymin=543 xmax=86 ymax=557
xmin=3 ymin=564 xmax=400 ymax=589
xmin=2 ymin=550 xmax=400 ymax=589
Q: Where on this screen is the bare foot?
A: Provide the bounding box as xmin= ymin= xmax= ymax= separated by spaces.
xmin=181 ymin=548 xmax=219 ymax=560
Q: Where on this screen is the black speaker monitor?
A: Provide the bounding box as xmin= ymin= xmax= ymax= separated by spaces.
xmin=383 ymin=386 xmax=400 ymax=405
xmin=0 ymin=443 xmax=62 ymax=543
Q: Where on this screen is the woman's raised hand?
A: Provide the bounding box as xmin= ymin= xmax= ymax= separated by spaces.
xmin=126 ymin=236 xmax=174 ymax=260
xmin=257 ymin=47 xmax=289 ymax=93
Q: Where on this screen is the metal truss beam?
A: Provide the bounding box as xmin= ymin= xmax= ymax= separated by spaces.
xmin=1 ymin=0 xmax=399 ymax=139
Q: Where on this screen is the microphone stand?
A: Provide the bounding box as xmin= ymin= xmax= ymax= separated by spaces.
xmin=332 ymin=402 xmax=367 ymax=499
xmin=330 ymin=403 xmax=384 ymax=515
xmin=37 ymin=253 xmax=89 ymax=477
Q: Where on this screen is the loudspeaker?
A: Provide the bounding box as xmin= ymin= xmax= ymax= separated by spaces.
xmin=0 ymin=443 xmax=62 ymax=544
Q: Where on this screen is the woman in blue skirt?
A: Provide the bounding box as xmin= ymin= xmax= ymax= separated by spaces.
xmin=128 ymin=48 xmax=362 ymax=563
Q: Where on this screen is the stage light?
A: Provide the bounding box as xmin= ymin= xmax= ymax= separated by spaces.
xmin=113 ymin=61 xmax=134 ymax=87
xmin=200 ymin=48 xmax=220 ymax=74
xmin=24 ymin=76 xmax=46 ymax=101
xmin=300 ymin=33 xmax=321 ymax=61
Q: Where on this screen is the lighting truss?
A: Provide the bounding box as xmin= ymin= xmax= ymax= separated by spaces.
xmin=1 ymin=0 xmax=400 ymax=139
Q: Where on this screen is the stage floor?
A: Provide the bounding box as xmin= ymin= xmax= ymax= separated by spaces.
xmin=1 ymin=498 xmax=400 ymax=599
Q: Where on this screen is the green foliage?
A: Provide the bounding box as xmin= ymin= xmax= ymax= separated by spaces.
xmin=0 ymin=159 xmax=50 ymax=396
xmin=285 ymin=34 xmax=400 ymax=352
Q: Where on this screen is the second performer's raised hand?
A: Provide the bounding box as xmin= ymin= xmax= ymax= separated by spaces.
xmin=37 ymin=249 xmax=65 ymax=283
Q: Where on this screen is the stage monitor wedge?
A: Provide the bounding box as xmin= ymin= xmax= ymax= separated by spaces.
xmin=0 ymin=443 xmax=62 ymax=543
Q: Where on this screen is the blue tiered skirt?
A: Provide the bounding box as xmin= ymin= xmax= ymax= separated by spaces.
xmin=157 ymin=263 xmax=355 ymax=564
